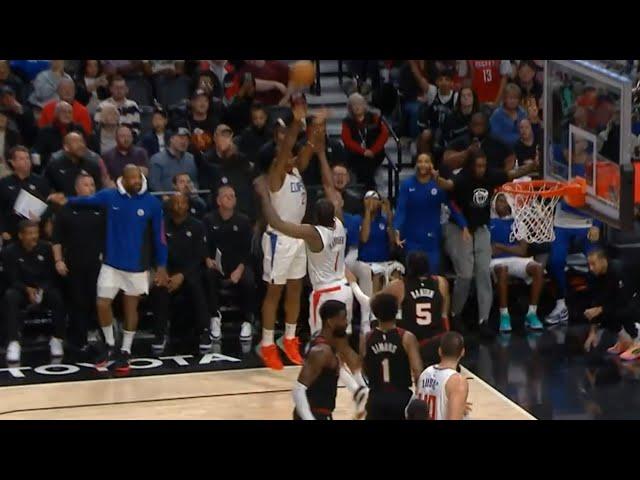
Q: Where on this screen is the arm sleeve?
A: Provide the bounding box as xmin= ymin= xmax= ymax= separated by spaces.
xmin=51 ymin=208 xmax=67 ymax=245
xmin=447 ymin=195 xmax=468 ymax=229
xmin=238 ymin=217 xmax=252 ymax=266
xmin=78 ymin=107 xmax=93 ymax=135
xmin=67 ymin=189 xmax=111 ymax=207
xmin=292 ymin=382 xmax=315 ymax=420
xmin=370 ymin=117 xmax=389 ymax=154
xmin=392 ymin=180 xmax=409 ymax=232
xmin=489 ymin=111 xmax=519 ymax=146
xmin=341 ymin=121 xmax=366 ymax=155
xmin=2 ymin=251 xmax=26 ymax=293
xmin=151 ymin=201 xmax=168 ymax=268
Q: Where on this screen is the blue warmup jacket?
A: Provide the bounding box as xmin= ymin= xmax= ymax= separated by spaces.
xmin=489 ymin=217 xmax=519 ymax=258
xmin=67 ymin=177 xmax=168 ymax=272
xmin=393 ymin=176 xmax=467 ymax=251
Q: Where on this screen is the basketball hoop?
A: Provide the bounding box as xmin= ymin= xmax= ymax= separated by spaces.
xmin=500 ymin=177 xmax=587 ymax=243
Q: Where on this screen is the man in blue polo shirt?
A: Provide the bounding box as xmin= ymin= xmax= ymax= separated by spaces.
xmin=49 ymin=164 xmax=168 ymax=372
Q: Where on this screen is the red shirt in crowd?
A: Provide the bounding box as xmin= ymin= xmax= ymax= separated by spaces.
xmin=239 ymin=61 xmax=289 ymax=106
xmin=341 ymin=113 xmax=389 ymax=156
xmin=469 ymin=60 xmax=503 ymax=104
xmin=38 ymin=100 xmax=93 ymax=136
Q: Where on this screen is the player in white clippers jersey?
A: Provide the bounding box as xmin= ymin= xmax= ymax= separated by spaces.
xmin=414 ymin=332 xmax=469 ymax=420
xmin=260 ymin=101 xmax=315 ymax=371
xmin=255 ymin=116 xmax=372 ymax=418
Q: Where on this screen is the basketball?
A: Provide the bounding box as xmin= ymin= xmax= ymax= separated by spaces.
xmin=290 ymin=60 xmax=316 ymax=87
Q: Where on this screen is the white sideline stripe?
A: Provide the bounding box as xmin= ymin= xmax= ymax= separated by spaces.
xmin=461 ymin=366 xmax=537 ymax=420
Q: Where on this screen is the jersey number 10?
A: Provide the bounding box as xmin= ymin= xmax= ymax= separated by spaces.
xmin=425 ymin=394 xmax=436 ymax=420
xmin=416 ymin=303 xmax=432 ymax=325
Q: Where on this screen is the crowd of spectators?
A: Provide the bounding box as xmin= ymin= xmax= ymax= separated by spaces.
xmin=0 ymin=59 xmax=623 ymax=365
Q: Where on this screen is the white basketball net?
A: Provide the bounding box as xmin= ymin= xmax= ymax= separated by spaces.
xmin=504 ymin=182 xmax=565 ymax=244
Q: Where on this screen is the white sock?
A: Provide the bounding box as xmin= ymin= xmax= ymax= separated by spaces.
xmin=262 ymin=328 xmax=274 ymax=346
xmin=285 ymin=323 xmax=297 ymax=340
xmin=121 ymin=330 xmax=135 ymax=354
xmin=556 ymin=298 xmax=566 ymax=310
xmin=528 ymin=305 xmax=538 ymax=315
xmin=101 ymin=325 xmax=115 ymax=347
xmin=499 ymin=308 xmax=509 ymax=316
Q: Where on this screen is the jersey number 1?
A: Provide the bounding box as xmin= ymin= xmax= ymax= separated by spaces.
xmin=382 ymin=358 xmax=391 ymax=383
xmin=416 ymin=303 xmax=432 ymax=325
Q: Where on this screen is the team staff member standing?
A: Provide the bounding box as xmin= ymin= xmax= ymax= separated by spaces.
xmin=0 ymin=146 xmax=50 ymax=242
xmin=48 ymin=164 xmax=168 ymax=373
xmin=436 ymin=149 xmax=538 ymax=335
xmin=148 ymin=193 xmax=209 ymax=353
xmin=51 ymin=173 xmax=105 ymax=350
xmin=393 ymin=153 xmax=467 ymax=274
xmin=2 ymin=220 xmax=66 ymax=363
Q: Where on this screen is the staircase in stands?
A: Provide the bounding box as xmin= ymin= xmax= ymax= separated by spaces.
xmin=286 ymin=59 xmax=415 ymax=198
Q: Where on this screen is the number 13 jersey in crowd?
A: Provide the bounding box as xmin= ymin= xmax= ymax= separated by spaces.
xmin=399 ymin=276 xmax=444 ymax=342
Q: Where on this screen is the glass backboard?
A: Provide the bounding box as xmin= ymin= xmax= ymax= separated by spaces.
xmin=544 ymin=60 xmax=635 ymax=230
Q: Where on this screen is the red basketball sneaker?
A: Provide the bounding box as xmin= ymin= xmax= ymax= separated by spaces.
xmin=282 ymin=337 xmax=304 ymax=365
xmin=261 ymin=344 xmax=284 ymax=370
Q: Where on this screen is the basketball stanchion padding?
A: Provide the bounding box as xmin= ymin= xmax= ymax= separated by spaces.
xmin=500 ymin=177 xmax=587 ymax=243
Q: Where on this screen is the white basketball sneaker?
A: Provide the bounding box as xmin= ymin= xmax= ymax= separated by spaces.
xmin=6 ymin=341 xmax=21 ymax=363
xmin=545 ymin=303 xmax=569 ymax=325
xmin=240 ymin=322 xmax=252 ymax=341
xmin=49 ymin=337 xmax=64 ymax=358
xmin=210 ymin=312 xmax=222 ymax=340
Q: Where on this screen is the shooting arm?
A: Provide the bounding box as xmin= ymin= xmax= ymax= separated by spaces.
xmin=268 ymin=119 xmax=303 ymax=191
xmin=296 ymin=140 xmax=314 ymax=174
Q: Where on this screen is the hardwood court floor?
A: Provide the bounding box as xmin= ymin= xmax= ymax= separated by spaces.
xmin=0 ymin=366 xmax=535 ymax=420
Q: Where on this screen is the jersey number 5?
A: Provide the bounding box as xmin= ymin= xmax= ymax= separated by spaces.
xmin=416 ymin=303 xmax=432 ymax=325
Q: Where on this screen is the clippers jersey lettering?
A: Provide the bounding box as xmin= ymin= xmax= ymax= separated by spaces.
xmin=364 ymin=328 xmax=412 ymax=393
xmin=416 ymin=365 xmax=458 ymax=420
xmin=268 ymin=168 xmax=306 ymax=235
xmin=399 ymin=276 xmax=444 ymax=342
xmin=307 ymin=218 xmax=346 ymax=289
